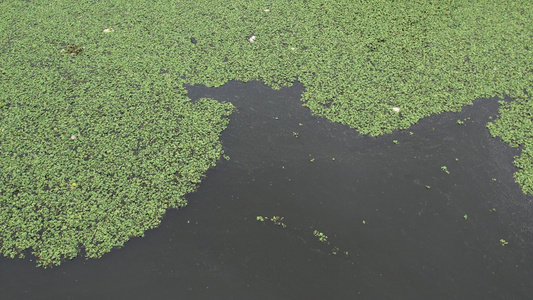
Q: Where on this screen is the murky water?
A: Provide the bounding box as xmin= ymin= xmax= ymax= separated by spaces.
xmin=1 ymin=81 xmax=532 ymax=299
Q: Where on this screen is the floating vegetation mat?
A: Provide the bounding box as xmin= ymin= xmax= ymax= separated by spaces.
xmin=0 ymin=0 xmax=531 ymax=266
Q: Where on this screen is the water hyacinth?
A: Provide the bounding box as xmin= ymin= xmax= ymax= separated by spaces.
xmin=1 ymin=0 xmax=532 ymax=267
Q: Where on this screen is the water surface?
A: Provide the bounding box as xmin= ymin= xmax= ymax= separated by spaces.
xmin=1 ymin=81 xmax=532 ymax=299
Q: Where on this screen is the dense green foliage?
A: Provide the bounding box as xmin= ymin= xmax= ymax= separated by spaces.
xmin=488 ymin=99 xmax=533 ymax=194
xmin=0 ymin=94 xmax=232 ymax=266
xmin=0 ymin=0 xmax=532 ymax=266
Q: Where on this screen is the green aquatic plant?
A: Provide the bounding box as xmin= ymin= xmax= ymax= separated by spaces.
xmin=313 ymin=230 xmax=328 ymax=243
xmin=1 ymin=0 xmax=532 ymax=266
xmin=0 ymin=96 xmax=232 ymax=267
xmin=500 ymin=239 xmax=509 ymax=246
xmin=270 ymin=216 xmax=287 ymax=228
xmin=441 ymin=166 xmax=450 ymax=174
xmin=488 ymin=99 xmax=533 ymax=195
xmin=256 ymin=215 xmax=286 ymax=227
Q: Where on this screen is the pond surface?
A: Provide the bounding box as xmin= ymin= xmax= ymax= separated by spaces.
xmin=1 ymin=81 xmax=532 ymax=299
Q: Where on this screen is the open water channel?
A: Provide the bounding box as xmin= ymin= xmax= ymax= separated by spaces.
xmin=1 ymin=81 xmax=532 ymax=299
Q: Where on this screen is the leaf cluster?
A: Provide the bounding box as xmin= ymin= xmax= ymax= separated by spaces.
xmin=487 ymin=98 xmax=533 ymax=194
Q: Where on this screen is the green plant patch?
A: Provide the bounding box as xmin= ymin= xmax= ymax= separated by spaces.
xmin=487 ymin=98 xmax=533 ymax=194
xmin=0 ymin=93 xmax=232 ymax=266
xmin=1 ymin=0 xmax=532 ymax=266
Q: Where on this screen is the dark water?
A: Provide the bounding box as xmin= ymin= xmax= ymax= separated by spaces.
xmin=1 ymin=81 xmax=532 ymax=300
